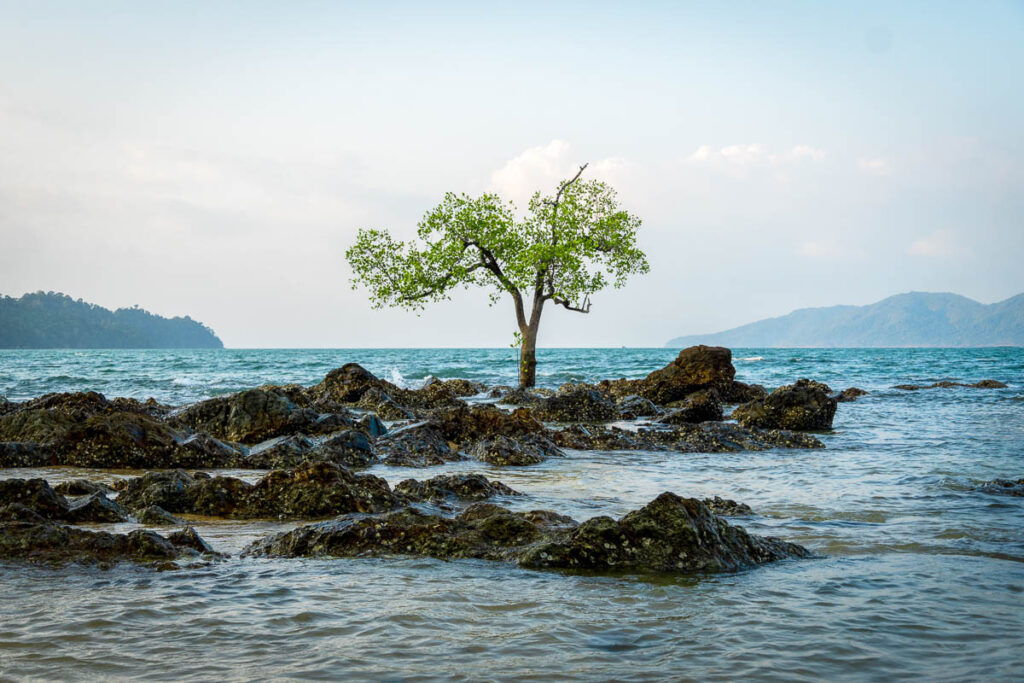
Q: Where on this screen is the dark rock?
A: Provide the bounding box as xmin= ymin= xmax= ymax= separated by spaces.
xmin=530 ymin=387 xmax=618 ymax=423
xmin=0 ymin=442 xmax=53 ymax=467
xmin=731 ymin=379 xmax=837 ymax=431
xmin=973 ymin=379 xmax=1008 ymax=389
xmin=115 ymin=470 xmax=201 ymax=513
xmin=357 ymin=389 xmax=416 ymax=421
xmin=520 ymin=493 xmax=808 ymax=573
xmin=616 ymin=395 xmax=661 ymax=419
xmin=431 ymin=404 xmax=549 ymax=445
xmin=308 ymin=430 xmax=375 ymax=469
xmin=835 ymin=387 xmax=868 ymax=402
xmin=136 ymin=505 xmax=185 ymax=525
xmin=358 ymin=414 xmax=388 ymax=438
xmin=423 ymin=377 xmax=486 ymax=397
xmin=309 ymin=363 xmax=385 ymax=404
xmin=0 ymin=517 xmax=181 ymax=566
xmin=974 ymin=478 xmax=1024 ymax=496
xmin=395 ymin=474 xmax=521 ymax=503
xmin=552 ymin=422 xmax=824 ymax=452
xmin=244 ymin=434 xmax=317 ymax=469
xmin=721 ymin=381 xmax=768 ymax=404
xmin=167 ymin=526 xmax=217 ymax=555
xmin=702 ymin=496 xmax=754 ymax=516
xmin=244 ymin=493 xmax=809 ymax=576
xmin=169 ymin=388 xmax=339 ymax=445
xmin=53 ymin=479 xmax=115 ymax=497
xmin=472 ymin=434 xmax=563 ymax=466
xmin=600 ymin=345 xmax=736 ymax=405
xmin=376 ymin=422 xmax=463 ymax=467
xmin=658 ymin=389 xmax=723 ymax=424
xmin=0 ymin=397 xmax=16 ymax=417
xmin=894 ymin=384 xmax=922 ymax=391
xmin=0 ymin=478 xmax=70 ymax=520
xmin=66 ymin=493 xmax=130 ymax=523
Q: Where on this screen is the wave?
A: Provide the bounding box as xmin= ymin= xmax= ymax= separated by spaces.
xmin=738 ymin=356 xmax=764 ymax=362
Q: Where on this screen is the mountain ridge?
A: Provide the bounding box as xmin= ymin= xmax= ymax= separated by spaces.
xmin=0 ymin=292 xmax=223 ymax=349
xmin=666 ymin=292 xmax=1024 ymax=348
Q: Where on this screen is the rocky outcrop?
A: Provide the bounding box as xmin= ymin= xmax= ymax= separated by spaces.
xmin=0 ymin=478 xmax=129 ymax=523
xmin=530 ymin=387 xmax=618 ymax=423
xmin=115 ymin=462 xmax=397 ymax=519
xmin=657 ymin=389 xmax=723 ymax=425
xmin=243 ymin=493 xmax=809 ymax=576
xmin=702 ymin=497 xmax=754 ymax=516
xmin=519 ymin=493 xmax=807 ymax=573
xmin=552 ymin=422 xmax=824 ymax=452
xmin=422 ymin=377 xmax=486 ymax=397
xmin=895 ymin=380 xmax=1008 ymax=391
xmin=731 ymin=380 xmax=837 ymax=431
xmin=395 ymin=474 xmax=520 ymax=503
xmin=136 ymin=505 xmax=185 ymax=525
xmin=53 ymin=479 xmax=115 ymax=497
xmin=616 ymin=395 xmax=661 ymax=419
xmin=600 ymin=346 xmax=736 ymax=405
xmin=974 ymin=478 xmax=1024 ymax=497
xmin=835 ymin=387 xmax=868 ymax=402
xmin=0 ymin=514 xmax=189 ymax=566
xmin=375 ymin=423 xmax=464 ymax=467
xmin=720 ymin=381 xmax=768 ymax=404
xmin=0 ymin=442 xmax=51 ymax=467
xmin=471 ymin=434 xmax=563 ymax=466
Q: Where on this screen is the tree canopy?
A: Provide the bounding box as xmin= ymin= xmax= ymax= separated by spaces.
xmin=346 ymin=165 xmax=648 ymax=386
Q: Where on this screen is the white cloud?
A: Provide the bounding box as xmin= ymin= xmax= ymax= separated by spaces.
xmin=489 ymin=140 xmax=631 ymax=207
xmin=858 ymin=157 xmax=891 ymax=175
xmin=908 ymin=229 xmax=970 ymax=258
xmin=686 ymin=143 xmax=825 ymax=166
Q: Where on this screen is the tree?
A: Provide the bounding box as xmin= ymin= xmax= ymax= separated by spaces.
xmin=345 ymin=165 xmax=649 ymax=387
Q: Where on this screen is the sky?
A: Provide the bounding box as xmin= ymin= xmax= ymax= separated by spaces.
xmin=1 ymin=0 xmax=1022 ymax=348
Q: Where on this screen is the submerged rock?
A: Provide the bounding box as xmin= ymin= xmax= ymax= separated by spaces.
xmin=552 ymin=422 xmax=824 ymax=452
xmin=244 ymin=492 xmax=809 ymax=576
xmin=116 ymin=462 xmax=397 ymax=519
xmin=657 ymin=389 xmax=723 ymax=425
xmin=395 ymin=474 xmax=521 ymax=503
xmin=167 ymin=526 xmax=218 ymax=555
xmin=731 ymin=379 xmax=837 ymax=431
xmin=895 ymin=379 xmax=1008 ymax=391
xmin=974 ymin=478 xmax=1024 ymax=497
xmin=835 ymin=387 xmax=868 ymax=403
xmin=0 ymin=514 xmax=186 ymax=566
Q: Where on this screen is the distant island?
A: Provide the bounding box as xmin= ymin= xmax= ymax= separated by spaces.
xmin=0 ymin=292 xmax=223 ymax=349
xmin=666 ymin=292 xmax=1024 ymax=348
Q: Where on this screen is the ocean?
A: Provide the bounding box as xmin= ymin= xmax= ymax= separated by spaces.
xmin=1 ymin=347 xmax=1022 ymax=681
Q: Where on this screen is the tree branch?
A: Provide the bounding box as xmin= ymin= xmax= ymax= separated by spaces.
xmin=551 ymin=293 xmax=591 ymax=314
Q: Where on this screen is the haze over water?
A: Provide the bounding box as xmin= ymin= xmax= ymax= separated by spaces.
xmin=1 ymin=347 xmax=1022 ymax=680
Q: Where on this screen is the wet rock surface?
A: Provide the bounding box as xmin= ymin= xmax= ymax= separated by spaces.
xmin=244 ymin=492 xmax=808 ymax=575
xmin=600 ymin=345 xmax=737 ymax=405
xmin=657 ymin=389 xmax=724 ymax=425
xmin=974 ymin=478 xmax=1024 ymax=497
xmin=552 ymin=422 xmax=824 ymax=452
xmin=731 ymin=379 xmax=837 ymax=431
xmin=0 ymin=478 xmax=128 ymax=523
xmin=395 ymin=474 xmax=520 ymax=503
xmin=835 ymin=387 xmax=868 ymax=402
xmin=894 ymin=379 xmax=1008 ymax=390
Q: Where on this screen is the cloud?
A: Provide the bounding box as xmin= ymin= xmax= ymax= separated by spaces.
xmin=686 ymin=144 xmax=826 ymax=167
xmin=858 ymin=157 xmax=891 ymax=175
xmin=908 ymin=229 xmax=970 ymax=258
xmin=489 ymin=140 xmax=631 ymax=207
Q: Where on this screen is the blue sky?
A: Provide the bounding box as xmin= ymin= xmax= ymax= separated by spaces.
xmin=1 ymin=1 xmax=1022 ymax=346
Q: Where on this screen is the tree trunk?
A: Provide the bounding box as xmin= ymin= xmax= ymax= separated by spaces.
xmin=518 ymin=324 xmax=539 ymax=388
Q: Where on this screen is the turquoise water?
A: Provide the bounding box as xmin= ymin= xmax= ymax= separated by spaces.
xmin=1 ymin=348 xmax=1023 ymax=681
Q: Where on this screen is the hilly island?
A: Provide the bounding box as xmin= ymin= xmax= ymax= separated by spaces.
xmin=0 ymin=292 xmax=223 ymax=349
xmin=667 ymin=292 xmax=1024 ymax=348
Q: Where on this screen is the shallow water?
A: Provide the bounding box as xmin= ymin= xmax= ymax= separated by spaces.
xmin=1 ymin=348 xmax=1023 ymax=681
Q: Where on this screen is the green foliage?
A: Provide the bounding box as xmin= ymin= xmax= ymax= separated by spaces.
xmin=346 ymin=168 xmax=649 ymax=326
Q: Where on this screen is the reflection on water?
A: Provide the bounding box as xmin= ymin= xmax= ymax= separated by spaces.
xmin=0 ymin=348 xmax=1022 ymax=680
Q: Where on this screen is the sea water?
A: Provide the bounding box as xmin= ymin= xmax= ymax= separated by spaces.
xmin=0 ymin=348 xmax=1022 ymax=681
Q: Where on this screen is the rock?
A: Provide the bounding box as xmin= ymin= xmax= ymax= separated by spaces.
xmin=431 ymin=404 xmax=549 ymax=445
xmin=167 ymin=526 xmax=217 ymax=555
xmin=472 ymin=434 xmax=563 ymax=466
xmin=376 ymin=423 xmax=463 ymax=467
xmin=487 ymin=385 xmax=515 ymax=399
xmin=244 ymin=493 xmax=809 ymax=576
xmin=552 ymin=422 xmax=824 ymax=452
xmin=0 ymin=478 xmax=70 ymax=520
xmin=57 ymin=412 xmax=185 ymax=468
xmin=357 ymin=389 xmax=416 ymax=421
xmin=358 ymin=414 xmax=388 ymax=438
xmin=169 ymin=388 xmax=340 ymax=445
xmin=702 ymin=496 xmax=754 ymax=516
xmin=136 ymin=505 xmax=185 ymax=526
xmin=720 ymin=381 xmax=768 ymax=404
xmin=731 ymin=379 xmax=837 ymax=431
xmin=974 ymin=478 xmax=1024 ymax=496
xmin=118 ymin=462 xmax=397 ymax=519
xmin=895 ymin=380 xmax=1007 ymax=391
xmin=309 ymin=430 xmax=375 ymax=469
xmin=496 ymin=388 xmax=548 ymax=406
xmin=835 ymin=387 xmax=868 ymax=402
xmin=530 ymin=387 xmax=618 ymax=423
xmin=973 ymin=379 xmax=1008 ymax=389
xmin=309 ymin=363 xmax=385 ymax=404
xmin=0 ymin=397 xmax=17 ymax=416
xmin=53 ymin=479 xmax=115 ymax=497
xmin=423 ymin=378 xmax=486 ymax=397
xmin=395 ymin=474 xmax=521 ymax=503
xmin=244 ymin=434 xmax=317 ymax=468
xmin=658 ymin=389 xmax=723 ymax=424
xmin=0 ymin=516 xmax=181 ymax=566
xmin=0 ymin=442 xmax=53 ymax=467
xmin=616 ymin=395 xmax=661 ymax=419
xmin=0 ymin=408 xmax=77 ymax=444
xmin=520 ymin=493 xmax=808 ymax=573
xmin=601 ymin=345 xmax=736 ymax=405
xmin=66 ymin=492 xmax=130 ymax=523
